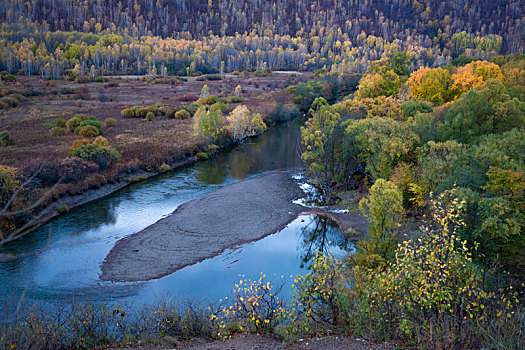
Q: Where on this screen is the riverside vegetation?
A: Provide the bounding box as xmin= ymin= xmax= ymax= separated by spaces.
xmin=1 ymin=0 xmax=525 ymax=349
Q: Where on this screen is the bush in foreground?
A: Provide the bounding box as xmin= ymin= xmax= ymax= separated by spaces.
xmin=0 ymin=300 xmax=217 ymax=349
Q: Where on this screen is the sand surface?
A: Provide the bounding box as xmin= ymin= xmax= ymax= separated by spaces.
xmin=100 ymin=171 xmax=304 ymax=282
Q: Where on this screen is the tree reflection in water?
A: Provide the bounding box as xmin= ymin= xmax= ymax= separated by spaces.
xmin=298 ymin=215 xmax=353 ymax=268
xmin=195 ymin=159 xmax=228 ymax=184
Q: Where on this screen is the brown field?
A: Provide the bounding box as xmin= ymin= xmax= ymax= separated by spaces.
xmin=1 ymin=72 xmax=311 ymax=169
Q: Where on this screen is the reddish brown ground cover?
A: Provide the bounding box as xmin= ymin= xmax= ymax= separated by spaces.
xmin=0 ymin=72 xmax=310 ymax=229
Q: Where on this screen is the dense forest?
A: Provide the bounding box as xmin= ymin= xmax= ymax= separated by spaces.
xmin=0 ymin=0 xmax=523 ymax=77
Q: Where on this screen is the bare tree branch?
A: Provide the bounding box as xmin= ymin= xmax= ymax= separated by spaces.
xmin=0 ymin=162 xmax=63 ymax=247
xmin=1 ymin=164 xmax=45 ymax=214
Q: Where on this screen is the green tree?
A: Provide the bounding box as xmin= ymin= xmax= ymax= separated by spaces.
xmin=193 ymin=105 xmax=224 ymax=141
xmin=288 ymin=80 xmax=332 ymax=113
xmin=300 ymin=98 xmax=342 ymax=198
xmin=401 ymin=100 xmax=433 ymax=118
xmin=355 ymin=179 xmax=404 ymax=269
xmin=441 ymin=80 xmax=525 ymax=143
xmin=345 ymin=117 xmax=419 ymax=180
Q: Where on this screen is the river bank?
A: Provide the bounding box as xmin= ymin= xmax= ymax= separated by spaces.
xmin=16 ymin=157 xmax=196 ymax=239
xmin=1 ymin=72 xmax=308 ymax=242
xmin=100 ymin=170 xmax=305 ymax=282
xmin=14 ymin=115 xmax=288 ymax=238
xmin=101 ymin=169 xmax=370 ymax=282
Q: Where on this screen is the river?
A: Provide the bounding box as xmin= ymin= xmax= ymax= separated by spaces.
xmin=0 ymin=119 xmax=354 ymax=305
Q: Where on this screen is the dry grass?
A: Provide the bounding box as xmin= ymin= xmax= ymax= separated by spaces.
xmin=1 ymin=73 xmax=308 ymax=169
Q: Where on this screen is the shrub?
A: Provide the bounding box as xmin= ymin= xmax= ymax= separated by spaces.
xmin=74 ymin=76 xmax=91 ymax=83
xmin=158 ymin=163 xmax=171 ymax=173
xmin=196 ymin=74 xmax=222 ymax=81
xmin=353 ymin=194 xmax=521 ymax=348
xmin=195 ymin=152 xmax=209 ymax=160
xmin=0 ymin=71 xmax=16 ymax=82
xmin=269 ymin=103 xmax=301 ymax=123
xmin=184 ymin=104 xmax=198 ymax=116
xmin=71 ymin=143 xmax=121 ymax=171
xmin=0 ymin=166 xmax=20 ymax=210
xmin=93 ymin=136 xmax=108 ymax=147
xmin=66 ymin=116 xmax=82 ymax=131
xmin=57 ymin=204 xmax=69 ymax=214
xmin=189 ymin=102 xmax=200 ymax=110
xmin=67 ymin=114 xmax=96 ymax=131
xmin=0 ymin=299 xmax=217 ymax=349
xmin=210 ymin=102 xmax=229 ymax=112
xmin=28 ymin=157 xmax=99 ymax=186
xmin=45 ymin=118 xmax=67 ymax=129
xmin=176 ymin=94 xmax=198 ymax=102
xmin=145 ymin=112 xmax=154 ymax=121
xmin=103 ymin=118 xmax=117 ymax=128
xmin=0 ymin=95 xmax=22 ymax=108
xmin=291 ymin=253 xmax=348 ymax=331
xmin=78 ymin=125 xmax=100 ymax=137
xmin=229 ymin=96 xmax=244 ymax=103
xmin=198 ymin=95 xmax=219 ymax=105
xmin=216 ymin=273 xmax=286 ymax=336
xmin=121 ymin=104 xmax=163 ymax=118
xmin=254 ymin=69 xmax=269 ymax=77
xmin=174 ymin=109 xmax=191 ymax=119
xmin=0 ymin=131 xmax=14 ymax=146
xmin=68 ymin=139 xmax=92 ymax=155
xmin=127 ymin=174 xmax=148 ymax=183
xmin=78 ymin=119 xmax=102 ymax=132
xmin=49 ymin=127 xmax=68 ymax=137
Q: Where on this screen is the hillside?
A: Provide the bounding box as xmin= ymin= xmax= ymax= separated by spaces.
xmin=0 ymin=0 xmax=523 ymax=77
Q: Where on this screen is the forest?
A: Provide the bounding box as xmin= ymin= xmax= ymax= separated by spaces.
xmin=1 ymin=0 xmax=525 ymax=349
xmin=0 ymin=0 xmax=523 ymax=78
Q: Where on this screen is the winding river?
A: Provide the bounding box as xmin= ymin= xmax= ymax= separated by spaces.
xmin=0 ymin=119 xmax=354 ymax=305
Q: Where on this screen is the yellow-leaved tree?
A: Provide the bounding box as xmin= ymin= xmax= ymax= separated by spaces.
xmin=225 ymin=105 xmax=266 ymax=142
xmin=452 ymin=60 xmax=503 ymax=96
xmin=406 ymin=67 xmax=453 ymax=105
xmin=354 ymin=179 xmax=404 ymax=270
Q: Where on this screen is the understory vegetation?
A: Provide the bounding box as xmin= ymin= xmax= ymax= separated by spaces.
xmin=293 ymin=54 xmax=525 ymax=348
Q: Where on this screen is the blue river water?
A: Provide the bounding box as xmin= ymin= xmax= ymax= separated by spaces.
xmin=0 ymin=120 xmax=354 ymax=306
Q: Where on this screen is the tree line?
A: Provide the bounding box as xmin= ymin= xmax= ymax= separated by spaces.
xmin=0 ymin=0 xmax=523 ymax=78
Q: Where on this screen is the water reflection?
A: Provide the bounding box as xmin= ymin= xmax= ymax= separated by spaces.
xmin=299 ymin=215 xmax=355 ymax=268
xmin=195 ymin=159 xmax=228 ymax=184
xmin=228 ymin=146 xmax=257 ymax=180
